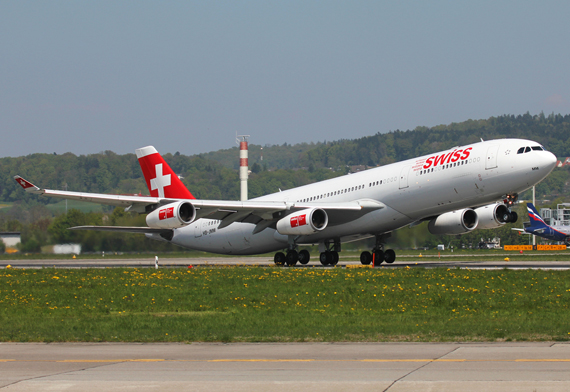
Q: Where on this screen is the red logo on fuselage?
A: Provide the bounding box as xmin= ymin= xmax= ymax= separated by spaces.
xmin=422 ymin=147 xmax=472 ymax=169
xmin=290 ymin=214 xmax=307 ymax=228
xmin=159 ymin=207 xmax=174 ymax=220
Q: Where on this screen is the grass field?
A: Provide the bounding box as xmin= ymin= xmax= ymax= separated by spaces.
xmin=1 ymin=267 xmax=569 ymax=342
xmin=45 ymin=199 xmax=104 ymax=214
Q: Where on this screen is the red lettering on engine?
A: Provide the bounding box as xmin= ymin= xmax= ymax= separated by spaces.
xmin=159 ymin=207 xmax=174 ymax=220
xmin=290 ymin=216 xmax=299 ymax=227
xmin=290 ymin=214 xmax=307 ymax=228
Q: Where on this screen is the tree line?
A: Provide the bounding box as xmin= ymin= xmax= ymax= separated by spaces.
xmin=1 ymin=112 xmax=569 ymax=252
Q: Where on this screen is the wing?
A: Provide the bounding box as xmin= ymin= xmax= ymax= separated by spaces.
xmin=14 ymin=176 xmax=384 ymax=231
xmin=15 ymin=175 xmax=160 ymax=212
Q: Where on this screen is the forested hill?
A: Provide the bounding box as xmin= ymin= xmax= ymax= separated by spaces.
xmin=1 ymin=112 xmax=569 ymax=203
xmin=205 ymin=112 xmax=570 ymax=170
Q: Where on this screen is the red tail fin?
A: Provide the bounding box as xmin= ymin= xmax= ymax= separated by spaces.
xmin=136 ymin=146 xmax=195 ymax=199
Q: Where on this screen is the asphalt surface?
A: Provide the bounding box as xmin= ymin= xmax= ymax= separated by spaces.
xmin=1 ymin=342 xmax=570 ymax=391
xmin=2 ymin=255 xmax=570 ymax=269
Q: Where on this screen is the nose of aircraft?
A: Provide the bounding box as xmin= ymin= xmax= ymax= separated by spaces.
xmin=542 ymin=150 xmax=558 ymax=173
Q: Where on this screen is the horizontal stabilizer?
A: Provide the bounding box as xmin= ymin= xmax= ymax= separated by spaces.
xmin=69 ymin=226 xmax=173 ymax=235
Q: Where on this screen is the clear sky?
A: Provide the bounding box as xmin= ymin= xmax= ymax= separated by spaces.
xmin=1 ymin=1 xmax=569 ymax=157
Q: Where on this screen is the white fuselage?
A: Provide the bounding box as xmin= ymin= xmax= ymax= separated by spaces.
xmin=148 ymin=138 xmax=557 ymax=254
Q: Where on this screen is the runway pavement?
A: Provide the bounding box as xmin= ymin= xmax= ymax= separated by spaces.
xmin=2 ymin=255 xmax=570 ymax=269
xmin=1 ymin=342 xmax=570 ymax=391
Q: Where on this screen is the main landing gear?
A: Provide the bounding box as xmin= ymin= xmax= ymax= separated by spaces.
xmin=274 ymin=249 xmax=310 ymax=266
xmin=360 ymin=234 xmax=396 ymax=265
xmin=273 ymin=238 xmax=341 ymax=267
xmin=275 ymin=249 xmax=311 ymax=266
xmin=319 ymin=239 xmax=340 ymax=266
xmin=274 ymin=235 xmax=311 ymax=267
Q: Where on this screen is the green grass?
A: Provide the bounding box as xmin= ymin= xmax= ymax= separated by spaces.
xmin=0 ymin=201 xmax=13 ymax=210
xmin=1 ymin=267 xmax=570 ymax=342
xmin=45 ymin=200 xmax=104 ymax=214
xmin=0 ymin=251 xmax=212 ymax=260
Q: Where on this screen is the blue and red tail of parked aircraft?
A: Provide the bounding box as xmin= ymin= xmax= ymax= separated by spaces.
xmin=523 ymin=203 xmax=570 ymax=244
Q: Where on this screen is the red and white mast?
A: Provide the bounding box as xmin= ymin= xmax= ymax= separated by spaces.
xmin=237 ymin=134 xmax=250 ymax=201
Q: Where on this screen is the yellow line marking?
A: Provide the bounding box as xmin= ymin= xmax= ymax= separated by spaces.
xmin=56 ymin=359 xmax=166 ymax=363
xmin=2 ymin=358 xmax=570 ymax=363
xmin=515 ymin=359 xmax=570 ymax=362
xmin=209 ymin=359 xmax=315 ymax=362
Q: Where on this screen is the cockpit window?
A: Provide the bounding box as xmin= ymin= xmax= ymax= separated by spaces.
xmin=518 ymin=145 xmax=545 ymax=154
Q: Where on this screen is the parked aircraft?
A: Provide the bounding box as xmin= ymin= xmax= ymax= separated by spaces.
xmin=15 ymin=138 xmax=557 ymax=265
xmin=512 ymin=203 xmax=570 ymax=244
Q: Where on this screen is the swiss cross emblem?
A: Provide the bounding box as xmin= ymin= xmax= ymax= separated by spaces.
xmin=16 ymin=177 xmax=33 ymax=189
xmin=150 ymin=164 xmax=171 ymax=198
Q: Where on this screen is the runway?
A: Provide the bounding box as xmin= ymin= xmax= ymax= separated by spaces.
xmin=1 ymin=342 xmax=570 ymax=391
xmin=2 ymin=255 xmax=570 ymax=269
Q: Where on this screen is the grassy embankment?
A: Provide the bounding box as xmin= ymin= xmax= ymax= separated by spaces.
xmin=1 ymin=267 xmax=569 ymax=342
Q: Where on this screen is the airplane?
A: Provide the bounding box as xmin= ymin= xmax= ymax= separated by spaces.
xmin=14 ymin=138 xmax=557 ymax=266
xmin=512 ymin=203 xmax=570 ymax=244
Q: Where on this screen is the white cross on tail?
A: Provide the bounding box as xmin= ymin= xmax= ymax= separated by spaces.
xmin=150 ymin=163 xmax=171 ymax=198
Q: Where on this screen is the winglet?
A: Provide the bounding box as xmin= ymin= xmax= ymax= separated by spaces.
xmin=13 ymin=176 xmax=42 ymax=194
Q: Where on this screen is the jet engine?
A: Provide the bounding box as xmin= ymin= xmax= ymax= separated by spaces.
xmin=474 ymin=203 xmax=511 ymax=229
xmin=428 ymin=208 xmax=478 ymax=235
xmin=146 ymin=201 xmax=196 ymax=229
xmin=276 ymin=208 xmax=328 ymax=236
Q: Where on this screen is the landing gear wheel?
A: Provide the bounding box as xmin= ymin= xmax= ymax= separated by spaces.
xmin=298 ymin=250 xmax=310 ymax=265
xmin=503 ymin=211 xmax=518 ymax=223
xmin=319 ymin=252 xmax=331 ymax=266
xmin=286 ymin=250 xmax=298 ymax=266
xmin=360 ymin=251 xmax=372 ymax=265
xmin=384 ymin=249 xmax=396 ymax=264
xmin=274 ymin=252 xmax=285 ymax=266
xmin=330 ymin=251 xmax=339 ymax=266
xmin=373 ymin=250 xmax=384 ymax=266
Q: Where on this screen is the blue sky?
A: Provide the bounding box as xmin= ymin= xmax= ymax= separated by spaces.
xmin=1 ymin=1 xmax=569 ymax=157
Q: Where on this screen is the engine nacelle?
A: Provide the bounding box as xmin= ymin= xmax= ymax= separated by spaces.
xmin=276 ymin=208 xmax=328 ymax=236
xmin=146 ymin=201 xmax=196 ymax=229
xmin=474 ymin=203 xmax=510 ymax=230
xmin=428 ymin=208 xmax=478 ymax=235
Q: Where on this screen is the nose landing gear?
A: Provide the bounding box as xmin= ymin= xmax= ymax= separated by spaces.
xmin=502 ymin=194 xmax=519 ymax=223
